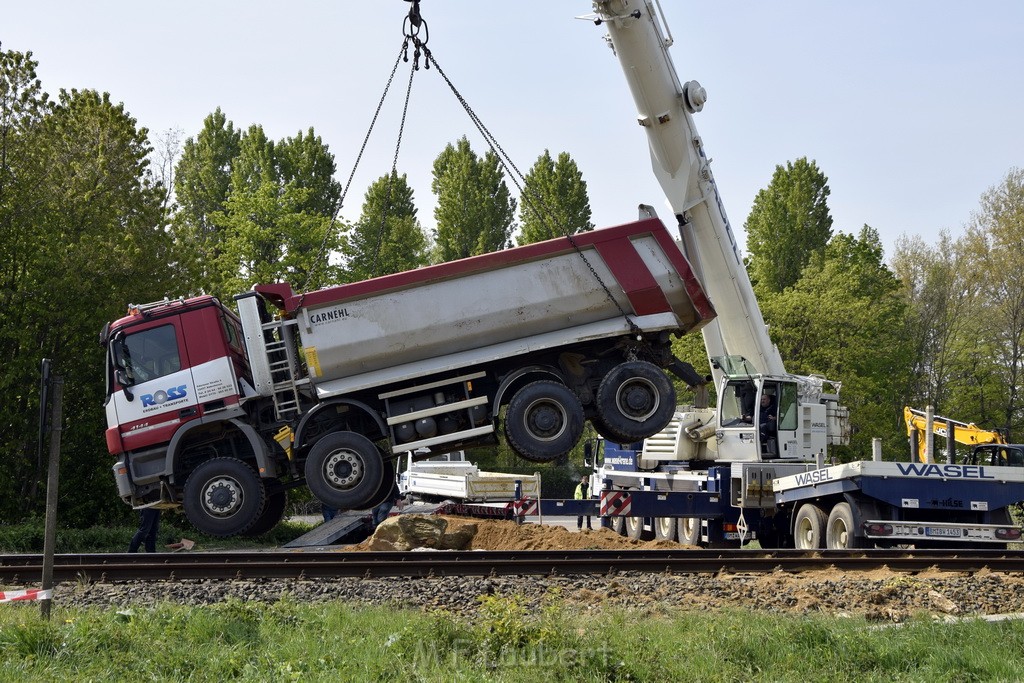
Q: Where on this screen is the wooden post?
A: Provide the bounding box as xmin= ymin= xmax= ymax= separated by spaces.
xmin=40 ymin=374 xmax=63 ymax=620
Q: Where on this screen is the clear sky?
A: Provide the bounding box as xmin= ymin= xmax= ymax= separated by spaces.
xmin=5 ymin=1 xmax=1022 ymax=260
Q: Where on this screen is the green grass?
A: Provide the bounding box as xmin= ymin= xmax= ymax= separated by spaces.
xmin=1 ymin=595 xmax=1023 ymax=681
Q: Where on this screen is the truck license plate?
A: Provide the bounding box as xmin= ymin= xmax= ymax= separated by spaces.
xmin=925 ymin=527 xmax=961 ymax=538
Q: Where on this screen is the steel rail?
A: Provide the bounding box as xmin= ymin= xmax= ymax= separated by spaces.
xmin=3 ymin=549 xmax=1024 ymax=583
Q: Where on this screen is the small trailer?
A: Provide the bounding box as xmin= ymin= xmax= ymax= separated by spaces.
xmin=398 ymin=451 xmax=541 ymax=503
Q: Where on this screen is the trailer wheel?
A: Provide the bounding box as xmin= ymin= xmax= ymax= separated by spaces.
xmin=242 ymin=480 xmax=287 ymax=537
xmin=677 ymin=517 xmax=702 ymax=546
xmin=183 ymin=457 xmax=265 ymax=537
xmin=305 ymin=432 xmax=384 ymax=510
xmin=654 ymin=517 xmax=677 ymax=541
xmin=595 ymin=361 xmax=676 ymax=442
xmin=826 ymin=502 xmax=868 ymax=549
xmin=611 ymin=515 xmax=626 ymax=536
xmin=504 ymin=381 xmax=585 ymax=463
xmin=625 ymin=515 xmax=645 ymax=540
xmin=793 ymin=503 xmax=827 ymax=550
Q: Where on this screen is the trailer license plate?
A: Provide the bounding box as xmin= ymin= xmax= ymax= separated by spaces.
xmin=925 ymin=527 xmax=961 ymax=538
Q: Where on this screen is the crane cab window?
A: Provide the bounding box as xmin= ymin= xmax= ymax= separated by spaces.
xmin=720 ymin=381 xmax=757 ymax=427
xmin=116 ymin=325 xmax=181 ymax=384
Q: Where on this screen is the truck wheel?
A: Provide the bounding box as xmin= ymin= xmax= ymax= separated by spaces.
xmin=305 ymin=432 xmax=384 ymax=510
xmin=595 ymin=361 xmax=676 ymax=442
xmin=625 ymin=515 xmax=645 ymax=540
xmin=183 ymin=458 xmax=265 ymax=537
xmin=826 ymin=502 xmax=868 ymax=549
xmin=243 ymin=480 xmax=287 ymax=537
xmin=793 ymin=503 xmax=827 ymax=550
xmin=654 ymin=517 xmax=677 ymax=542
xmin=677 ymin=517 xmax=702 ymax=546
xmin=505 ymin=381 xmax=584 ymax=463
xmin=589 ymin=415 xmax=636 ymax=447
xmin=362 ymin=459 xmax=397 ymax=510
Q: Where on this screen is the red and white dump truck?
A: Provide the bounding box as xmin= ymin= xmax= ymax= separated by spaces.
xmin=101 ymin=219 xmax=714 ymax=536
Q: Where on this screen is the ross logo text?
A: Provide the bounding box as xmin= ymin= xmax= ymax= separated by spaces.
xmin=140 ymin=385 xmax=188 ymax=407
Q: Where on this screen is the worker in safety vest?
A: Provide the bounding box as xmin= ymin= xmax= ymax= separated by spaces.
xmin=574 ymin=476 xmax=592 ymax=530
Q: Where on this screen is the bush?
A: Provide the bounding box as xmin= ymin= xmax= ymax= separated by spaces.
xmin=0 ymin=516 xmax=314 ymax=553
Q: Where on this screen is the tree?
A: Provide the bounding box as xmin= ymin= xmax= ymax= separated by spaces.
xmin=961 ymin=168 xmax=1024 ymax=438
xmin=0 ymin=46 xmax=53 ymax=514
xmin=0 ymin=71 xmax=176 ymax=524
xmin=345 ymin=171 xmax=429 ymax=281
xmin=171 ymin=109 xmax=241 ymax=292
xmin=209 ymin=125 xmax=342 ymax=298
xmin=745 ymin=157 xmax=833 ymax=293
xmin=431 ymin=137 xmax=515 ymax=261
xmin=890 ymin=231 xmax=974 ymax=414
xmin=760 ymin=226 xmax=912 ymax=457
xmin=516 ymin=150 xmax=593 ymax=245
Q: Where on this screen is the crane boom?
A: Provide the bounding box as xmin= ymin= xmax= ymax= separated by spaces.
xmin=593 ymin=0 xmax=785 ymax=385
xmin=593 ymin=0 xmax=848 ymax=463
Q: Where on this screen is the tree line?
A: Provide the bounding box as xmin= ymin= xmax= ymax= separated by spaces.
xmin=1 ymin=44 xmax=1021 ymax=525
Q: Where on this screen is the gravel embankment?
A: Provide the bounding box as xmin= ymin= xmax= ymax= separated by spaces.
xmin=55 ymin=568 xmax=1024 ymax=623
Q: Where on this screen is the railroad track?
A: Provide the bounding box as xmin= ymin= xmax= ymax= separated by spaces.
xmin=3 ymin=549 xmax=1024 ymax=584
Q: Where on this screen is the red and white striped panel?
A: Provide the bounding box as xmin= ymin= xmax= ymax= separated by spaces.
xmin=518 ymin=499 xmax=539 ymax=516
xmin=0 ymin=588 xmax=52 ymax=603
xmin=600 ymin=491 xmax=632 ymax=517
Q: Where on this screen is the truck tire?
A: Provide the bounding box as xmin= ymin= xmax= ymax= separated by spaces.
xmin=183 ymin=457 xmax=266 ymax=537
xmin=595 ymin=361 xmax=676 ymax=443
xmin=677 ymin=517 xmax=702 ymax=546
xmin=305 ymin=432 xmax=384 ymax=510
xmin=826 ymin=502 xmax=868 ymax=549
xmin=654 ymin=516 xmax=677 ymax=542
xmin=243 ymin=481 xmax=287 ymax=538
xmin=625 ymin=515 xmax=645 ymax=540
xmin=793 ymin=503 xmax=827 ymax=550
xmin=504 ymin=381 xmax=585 ymax=463
xmin=361 ymin=459 xmax=397 ymax=510
xmin=589 ymin=415 xmax=637 ymax=448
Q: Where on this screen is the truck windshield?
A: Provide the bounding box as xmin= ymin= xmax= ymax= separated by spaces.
xmin=114 ymin=325 xmax=181 ymax=385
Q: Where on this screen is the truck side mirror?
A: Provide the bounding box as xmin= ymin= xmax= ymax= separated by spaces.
xmin=583 ymin=441 xmax=593 ymax=467
xmin=115 ymin=369 xmax=135 ymax=401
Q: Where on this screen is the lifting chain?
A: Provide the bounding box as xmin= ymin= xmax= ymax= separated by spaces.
xmin=304 ymin=0 xmax=645 ymax=344
xmin=421 ymin=43 xmax=644 ymax=341
xmin=297 ymin=1 xmax=426 ymax=309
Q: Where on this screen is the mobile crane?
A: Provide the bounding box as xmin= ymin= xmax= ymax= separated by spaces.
xmin=565 ymin=0 xmax=1024 ymax=549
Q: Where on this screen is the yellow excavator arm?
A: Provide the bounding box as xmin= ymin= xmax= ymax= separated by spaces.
xmin=903 ymin=406 xmax=1006 ymax=463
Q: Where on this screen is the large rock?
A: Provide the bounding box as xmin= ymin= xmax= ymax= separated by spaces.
xmin=438 ymin=522 xmax=477 ymax=550
xmin=367 ymin=515 xmax=477 ymax=551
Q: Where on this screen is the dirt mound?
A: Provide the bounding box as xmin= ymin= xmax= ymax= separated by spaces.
xmin=347 ymin=514 xmax=694 ymax=551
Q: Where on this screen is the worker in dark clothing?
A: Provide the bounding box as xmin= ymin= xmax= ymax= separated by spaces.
xmin=758 ymin=393 xmax=778 ymax=456
xmin=371 ymin=479 xmax=405 ymax=529
xmin=129 ymin=508 xmax=161 ymax=553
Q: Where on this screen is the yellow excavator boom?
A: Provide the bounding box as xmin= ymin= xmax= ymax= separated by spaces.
xmin=903 ymin=406 xmax=1006 ymax=463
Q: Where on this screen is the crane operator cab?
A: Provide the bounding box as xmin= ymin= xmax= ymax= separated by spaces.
xmin=713 ymin=357 xmax=800 ymax=462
